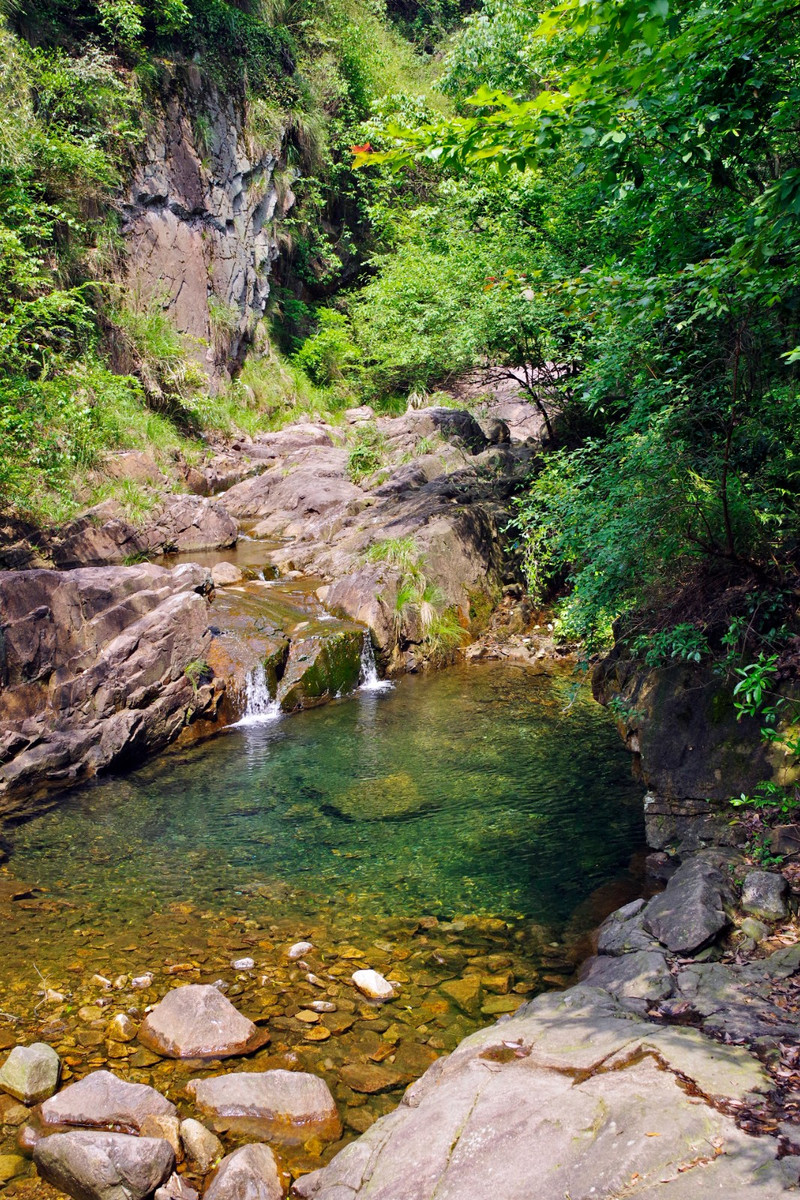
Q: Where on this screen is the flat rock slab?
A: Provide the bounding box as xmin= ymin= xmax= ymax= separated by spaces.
xmin=34 ymin=1131 xmax=174 ymax=1200
xmin=39 ymin=1070 xmax=176 ymax=1133
xmin=205 ymin=1144 xmax=282 ymax=1200
xmin=138 ymin=984 xmax=269 ymax=1059
xmin=187 ymin=1069 xmax=341 ymax=1145
xmin=0 ymin=1043 xmax=60 ymax=1104
xmin=339 ymin=1064 xmax=404 ymax=1095
xmin=294 ymin=986 xmax=788 ymax=1200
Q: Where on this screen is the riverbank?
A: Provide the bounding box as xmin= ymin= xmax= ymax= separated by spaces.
xmin=295 ymin=849 xmax=800 ymax=1199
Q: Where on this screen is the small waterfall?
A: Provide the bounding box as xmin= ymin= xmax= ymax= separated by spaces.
xmin=359 ymin=634 xmax=394 ymax=693
xmin=234 ymin=662 xmax=281 ymax=726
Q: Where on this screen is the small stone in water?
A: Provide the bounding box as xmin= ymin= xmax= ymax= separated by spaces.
xmin=44 ymin=990 xmax=65 ymax=1004
xmin=78 ymin=1006 xmax=104 ymax=1023
xmin=113 ymin=976 xmax=129 ymax=990
xmin=310 ymin=1001 xmax=337 ymax=1013
xmin=140 ymin=1114 xmax=183 ymax=1161
xmin=0 ymin=1153 xmax=26 ymax=1184
xmin=131 ymin=974 xmax=154 ymax=989
xmin=231 ymin=957 xmax=255 ymax=971
xmin=352 ymin=970 xmax=396 ymax=1002
xmin=91 ymin=975 xmax=112 ymax=990
xmin=210 ymin=979 xmax=229 ymax=992
xmin=296 ymin=1011 xmax=320 ymax=1024
xmin=304 ymin=1026 xmax=331 ymax=1042
xmin=0 ymin=1043 xmax=60 ymax=1104
xmin=306 ymin=972 xmax=325 ymax=988
xmin=180 ymin=1118 xmax=223 ymax=1173
xmin=288 ymin=941 xmax=314 ymax=960
xmin=106 ymin=1014 xmax=138 ymax=1043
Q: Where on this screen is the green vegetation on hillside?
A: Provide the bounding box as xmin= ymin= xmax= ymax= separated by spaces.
xmin=0 ymin=0 xmax=456 ymax=523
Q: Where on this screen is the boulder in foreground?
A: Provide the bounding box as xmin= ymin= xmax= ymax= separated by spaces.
xmin=138 ymin=984 xmax=269 ymax=1059
xmin=187 ymin=1069 xmax=341 ymax=1145
xmin=205 ymin=1144 xmax=283 ymax=1200
xmin=33 ymin=1131 xmax=174 ymax=1200
xmin=39 ymin=1070 xmax=176 ymax=1133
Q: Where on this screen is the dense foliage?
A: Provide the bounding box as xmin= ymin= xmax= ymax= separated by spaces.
xmin=349 ymin=0 xmax=800 ymax=662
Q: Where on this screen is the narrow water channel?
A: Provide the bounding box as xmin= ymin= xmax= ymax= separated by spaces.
xmin=0 ymin=661 xmax=643 ymax=1184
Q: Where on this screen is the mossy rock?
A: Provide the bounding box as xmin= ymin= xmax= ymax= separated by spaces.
xmin=278 ymin=629 xmax=364 ymax=711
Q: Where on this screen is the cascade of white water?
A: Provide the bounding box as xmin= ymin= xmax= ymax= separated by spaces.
xmin=359 ymin=634 xmax=394 ymax=693
xmin=235 ymin=662 xmax=281 ymax=725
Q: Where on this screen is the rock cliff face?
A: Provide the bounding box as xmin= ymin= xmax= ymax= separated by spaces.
xmin=593 ymin=647 xmax=793 ymax=851
xmin=121 ymin=66 xmax=292 ymax=377
xmin=0 ymin=564 xmax=222 ymax=815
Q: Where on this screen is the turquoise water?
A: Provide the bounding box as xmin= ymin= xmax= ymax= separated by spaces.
xmin=8 ymin=661 xmax=642 ymax=929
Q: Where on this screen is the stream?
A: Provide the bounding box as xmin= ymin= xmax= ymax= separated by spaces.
xmin=0 ymin=654 xmax=643 ymax=1185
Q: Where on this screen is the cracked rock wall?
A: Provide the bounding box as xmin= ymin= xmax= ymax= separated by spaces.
xmin=121 ymin=65 xmax=293 ymax=379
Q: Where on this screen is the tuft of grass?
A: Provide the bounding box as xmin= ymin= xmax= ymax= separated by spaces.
xmin=347 ymin=423 xmax=387 ymax=483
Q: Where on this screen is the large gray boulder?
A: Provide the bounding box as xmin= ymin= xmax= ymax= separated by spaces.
xmin=187 ymin=1069 xmax=341 ymax=1145
xmin=39 ymin=1070 xmax=176 ymax=1133
xmin=741 ymin=870 xmax=788 ymax=921
xmin=138 ymin=984 xmax=268 ymax=1059
xmin=204 ymin=1144 xmax=282 ymax=1200
xmin=33 ymin=1131 xmax=174 ymax=1200
xmin=643 ymin=856 xmax=732 ymax=953
xmin=0 ymin=1043 xmax=60 ymax=1104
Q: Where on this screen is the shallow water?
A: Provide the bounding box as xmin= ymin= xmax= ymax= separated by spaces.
xmin=0 ymin=661 xmax=643 ymax=1190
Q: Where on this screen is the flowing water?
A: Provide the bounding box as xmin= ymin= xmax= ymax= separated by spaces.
xmin=0 ymin=660 xmax=644 ymax=1191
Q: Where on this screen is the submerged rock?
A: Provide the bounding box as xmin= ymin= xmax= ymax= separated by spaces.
xmin=741 ymin=870 xmax=788 ymax=922
xmin=287 ymin=942 xmax=314 ymax=960
xmin=39 ymin=1070 xmax=176 ymax=1133
xmin=187 ymin=1069 xmax=341 ymax=1145
xmin=138 ymin=984 xmax=269 ymax=1059
xmin=34 ymin=1131 xmax=174 ymax=1200
xmin=204 ymin=1144 xmax=283 ymax=1200
xmin=330 ymin=773 xmax=428 ymax=821
xmin=0 ymin=1043 xmax=60 ymax=1104
xmin=439 ymin=977 xmax=482 ymax=1018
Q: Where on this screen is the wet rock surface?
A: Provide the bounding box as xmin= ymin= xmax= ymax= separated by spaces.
xmin=138 ymin=984 xmax=269 ymax=1059
xmin=188 ymin=1069 xmax=341 ymax=1144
